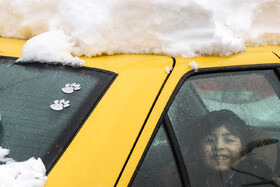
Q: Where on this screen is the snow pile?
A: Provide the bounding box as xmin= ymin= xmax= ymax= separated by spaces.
xmin=16 ymin=30 xmax=84 ymax=67
xmin=0 ymin=147 xmax=47 ymax=187
xmin=196 ymin=0 xmax=280 ymax=46
xmin=0 ymin=0 xmax=280 ymax=65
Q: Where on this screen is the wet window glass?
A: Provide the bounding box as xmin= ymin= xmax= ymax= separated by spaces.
xmin=132 ymin=125 xmax=182 ymax=187
xmin=168 ymin=70 xmax=280 ymax=186
xmin=0 ymin=57 xmax=116 ymax=170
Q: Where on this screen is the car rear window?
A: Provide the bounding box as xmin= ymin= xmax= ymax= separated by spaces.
xmin=0 ymin=56 xmax=116 ymax=171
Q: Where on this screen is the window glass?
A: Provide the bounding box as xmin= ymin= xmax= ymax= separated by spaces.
xmin=132 ymin=125 xmax=182 ymax=187
xmin=168 ymin=70 xmax=280 ymax=186
xmin=0 ymin=57 xmax=115 ymax=170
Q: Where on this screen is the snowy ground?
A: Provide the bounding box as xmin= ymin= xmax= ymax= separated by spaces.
xmin=1 ymin=0 xmax=280 ymax=66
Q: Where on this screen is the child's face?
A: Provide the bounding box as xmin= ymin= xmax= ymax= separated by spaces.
xmin=200 ymin=125 xmax=242 ymax=171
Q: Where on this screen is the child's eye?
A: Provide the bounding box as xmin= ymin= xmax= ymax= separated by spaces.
xmin=225 ymin=138 xmax=235 ymax=143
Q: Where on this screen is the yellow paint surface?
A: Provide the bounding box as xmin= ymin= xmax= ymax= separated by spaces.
xmin=45 ymin=55 xmax=172 ymax=186
xmin=0 ymin=37 xmax=26 ymax=57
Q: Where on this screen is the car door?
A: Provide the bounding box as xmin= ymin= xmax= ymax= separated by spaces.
xmin=117 ymin=48 xmax=280 ymax=186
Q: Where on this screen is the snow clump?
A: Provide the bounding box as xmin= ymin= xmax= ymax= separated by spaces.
xmin=189 ymin=61 xmax=199 ymax=72
xmin=16 ymin=30 xmax=84 ymax=67
xmin=0 ymin=147 xmax=47 ymax=187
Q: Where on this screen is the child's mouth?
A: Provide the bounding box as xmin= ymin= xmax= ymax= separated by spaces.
xmin=213 ymin=155 xmax=230 ymax=161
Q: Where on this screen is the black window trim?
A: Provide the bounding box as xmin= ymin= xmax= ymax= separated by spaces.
xmin=128 ymin=62 xmax=280 ymax=187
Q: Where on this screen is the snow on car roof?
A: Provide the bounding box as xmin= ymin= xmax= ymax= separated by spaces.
xmin=1 ymin=0 xmax=280 ymax=66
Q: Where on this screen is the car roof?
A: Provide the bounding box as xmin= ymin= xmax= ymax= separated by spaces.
xmin=175 ymin=46 xmax=280 ymax=69
xmin=1 ymin=36 xmax=280 ymax=186
xmin=0 ymin=37 xmax=172 ymax=73
xmin=1 ymin=37 xmax=279 ymax=73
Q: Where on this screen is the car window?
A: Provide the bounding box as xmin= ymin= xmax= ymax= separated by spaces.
xmin=168 ymin=69 xmax=280 ymax=186
xmin=0 ymin=57 xmax=116 ymax=171
xmin=132 ymin=124 xmax=182 ymax=187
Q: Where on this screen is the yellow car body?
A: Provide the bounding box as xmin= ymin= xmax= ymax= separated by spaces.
xmin=0 ymin=37 xmax=280 ymax=186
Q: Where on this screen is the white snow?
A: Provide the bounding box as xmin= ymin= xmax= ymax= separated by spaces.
xmin=195 ymin=0 xmax=280 ymax=46
xmin=189 ymin=61 xmax=199 ymax=72
xmin=0 ymin=147 xmax=47 ymax=187
xmin=16 ymin=30 xmax=84 ymax=67
xmin=1 ymin=0 xmax=280 ymax=66
xmin=165 ymin=66 xmax=173 ymax=74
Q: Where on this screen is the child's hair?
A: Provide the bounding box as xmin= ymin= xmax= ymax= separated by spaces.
xmin=193 ymin=109 xmax=251 ymax=150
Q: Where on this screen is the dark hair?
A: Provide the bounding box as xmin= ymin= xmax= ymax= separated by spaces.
xmin=193 ymin=109 xmax=252 ymax=149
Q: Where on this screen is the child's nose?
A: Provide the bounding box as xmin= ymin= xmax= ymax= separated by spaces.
xmin=215 ymin=138 xmax=226 ymax=150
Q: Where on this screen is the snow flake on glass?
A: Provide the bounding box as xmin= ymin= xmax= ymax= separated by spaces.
xmin=61 ymin=83 xmax=81 ymax=94
xmin=50 ymin=99 xmax=70 ymax=111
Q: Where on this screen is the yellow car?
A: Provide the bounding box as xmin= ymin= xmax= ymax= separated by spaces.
xmin=1 ymin=37 xmax=280 ymax=186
